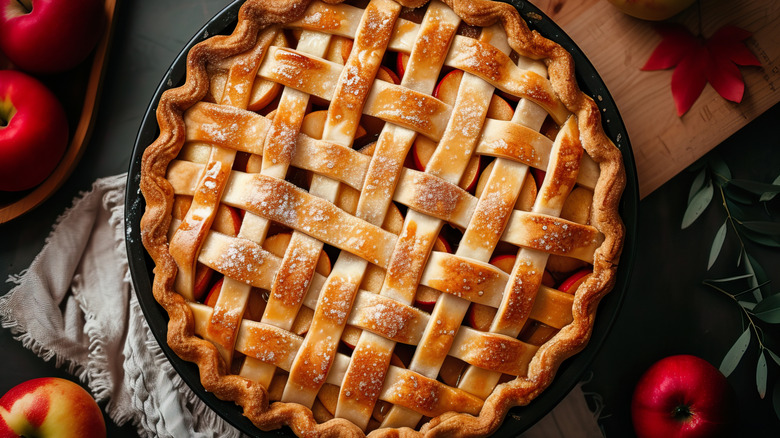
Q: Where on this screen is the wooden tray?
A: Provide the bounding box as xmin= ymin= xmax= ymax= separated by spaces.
xmin=529 ymin=0 xmax=780 ymax=198
xmin=0 ymin=0 xmax=118 ymax=224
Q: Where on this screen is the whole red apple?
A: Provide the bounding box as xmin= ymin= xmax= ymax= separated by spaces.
xmin=631 ymin=354 xmax=737 ymax=438
xmin=0 ymin=70 xmax=68 ymax=191
xmin=0 ymin=0 xmax=105 ymax=73
xmin=0 ymin=377 xmax=106 ymax=438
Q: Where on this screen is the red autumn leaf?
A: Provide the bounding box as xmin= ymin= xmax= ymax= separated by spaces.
xmin=708 ymin=54 xmax=745 ymax=103
xmin=642 ymin=24 xmax=761 ymax=116
xmin=642 ymin=26 xmax=700 ymax=71
xmin=709 ymin=25 xmax=752 ymax=45
xmin=708 ymin=26 xmax=762 ymax=67
xmin=671 ymin=48 xmax=708 ymax=116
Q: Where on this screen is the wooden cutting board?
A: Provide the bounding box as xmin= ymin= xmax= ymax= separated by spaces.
xmin=529 ymin=0 xmax=780 ymax=198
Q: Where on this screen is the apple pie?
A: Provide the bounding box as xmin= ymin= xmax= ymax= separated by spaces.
xmin=139 ymin=0 xmax=626 ymax=436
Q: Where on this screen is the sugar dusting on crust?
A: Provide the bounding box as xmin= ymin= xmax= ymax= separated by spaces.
xmin=426 ymin=256 xmax=502 ymax=302
xmin=496 ymin=255 xmax=543 ymax=334
xmin=262 ymin=109 xmax=301 ymax=166
xmin=409 ymin=172 xmax=463 ymax=220
xmin=271 ymin=241 xmax=319 ymax=306
xmin=458 ymin=333 xmax=529 ymax=376
xmin=524 ymin=215 xmax=600 ymax=255
xmin=542 ymin=127 xmax=582 ymax=203
xmin=370 ymin=87 xmax=444 ymax=136
xmin=358 ymin=298 xmax=422 ymax=343
xmin=212 ymin=238 xmax=268 ymax=285
xmin=290 ymin=336 xmax=338 ymax=389
xmin=240 ymin=324 xmax=299 ymax=367
xmin=465 ymin=181 xmax=516 ymax=247
xmin=340 ymin=341 xmax=392 ymax=410
xmin=384 ymin=220 xmax=434 ymax=299
xmin=299 ymin=3 xmax=345 ymax=30
xmin=318 ymin=275 xmax=358 ymax=325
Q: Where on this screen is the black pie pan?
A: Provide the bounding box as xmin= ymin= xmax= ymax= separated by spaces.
xmin=125 ymin=1 xmax=639 ymax=435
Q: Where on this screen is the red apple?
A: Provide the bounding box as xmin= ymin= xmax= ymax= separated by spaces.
xmin=0 ymin=377 xmax=106 ymax=438
xmin=0 ymin=70 xmax=68 ymax=191
xmin=631 ymin=355 xmax=737 ymax=438
xmin=0 ymin=0 xmax=105 ymax=73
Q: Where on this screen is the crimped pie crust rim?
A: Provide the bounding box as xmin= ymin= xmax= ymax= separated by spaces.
xmin=139 ymin=0 xmax=627 ymax=436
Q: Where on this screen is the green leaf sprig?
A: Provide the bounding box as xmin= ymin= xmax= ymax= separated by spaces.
xmin=682 ymin=153 xmax=780 ymax=420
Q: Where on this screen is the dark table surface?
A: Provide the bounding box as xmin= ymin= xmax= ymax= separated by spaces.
xmin=1 ymin=1 xmax=778 ymax=437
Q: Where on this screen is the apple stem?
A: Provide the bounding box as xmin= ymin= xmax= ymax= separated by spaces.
xmin=672 ymin=405 xmax=693 ymax=421
xmin=0 ymin=99 xmax=13 ymax=128
xmin=14 ymin=0 xmax=32 ymax=13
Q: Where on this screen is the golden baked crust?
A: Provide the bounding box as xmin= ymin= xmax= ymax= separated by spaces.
xmin=139 ymin=0 xmax=626 ymax=436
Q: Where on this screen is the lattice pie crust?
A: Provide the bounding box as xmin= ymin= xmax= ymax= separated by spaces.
xmin=140 ymin=0 xmax=626 ymax=436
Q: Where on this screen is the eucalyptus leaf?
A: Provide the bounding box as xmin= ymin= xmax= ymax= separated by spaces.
xmin=725 ymin=182 xmax=756 ymax=205
xmin=744 ymin=254 xmax=764 ymax=302
xmin=682 ymin=182 xmax=713 ymax=229
xmin=758 ymin=351 xmax=768 ymax=399
xmin=708 ymin=220 xmax=728 ymax=270
xmin=689 ymin=168 xmax=708 ymax=204
xmin=706 ymin=273 xmax=755 ymax=283
xmin=769 ymin=349 xmax=780 ymax=367
xmin=753 ymin=293 xmax=780 ymax=314
xmin=729 ymin=179 xmax=780 ymax=196
xmin=720 ymin=327 xmax=752 ymax=377
xmin=749 ymin=254 xmax=770 ymax=299
xmin=709 ymin=154 xmax=732 ymax=182
xmin=740 ymin=221 xmax=780 ymax=236
xmin=753 ymin=293 xmax=780 ymax=324
xmin=725 ymin=197 xmax=747 ymax=222
xmin=732 ymin=280 xmax=771 ymax=300
xmin=741 ymin=228 xmax=780 ymax=248
xmin=774 ymin=382 xmax=780 ymax=421
xmin=754 ymin=307 xmax=780 ymax=324
xmin=739 ymin=301 xmax=756 ymax=310
xmin=760 ymin=174 xmax=780 ymax=202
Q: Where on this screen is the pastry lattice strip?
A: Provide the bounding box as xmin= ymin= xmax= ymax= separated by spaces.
xmin=168 ymin=28 xmax=284 ymax=368
xmin=164 ymin=0 xmax=605 ymax=431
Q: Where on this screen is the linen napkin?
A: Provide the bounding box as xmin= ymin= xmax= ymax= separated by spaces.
xmin=0 ymin=173 xmax=604 ymax=438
